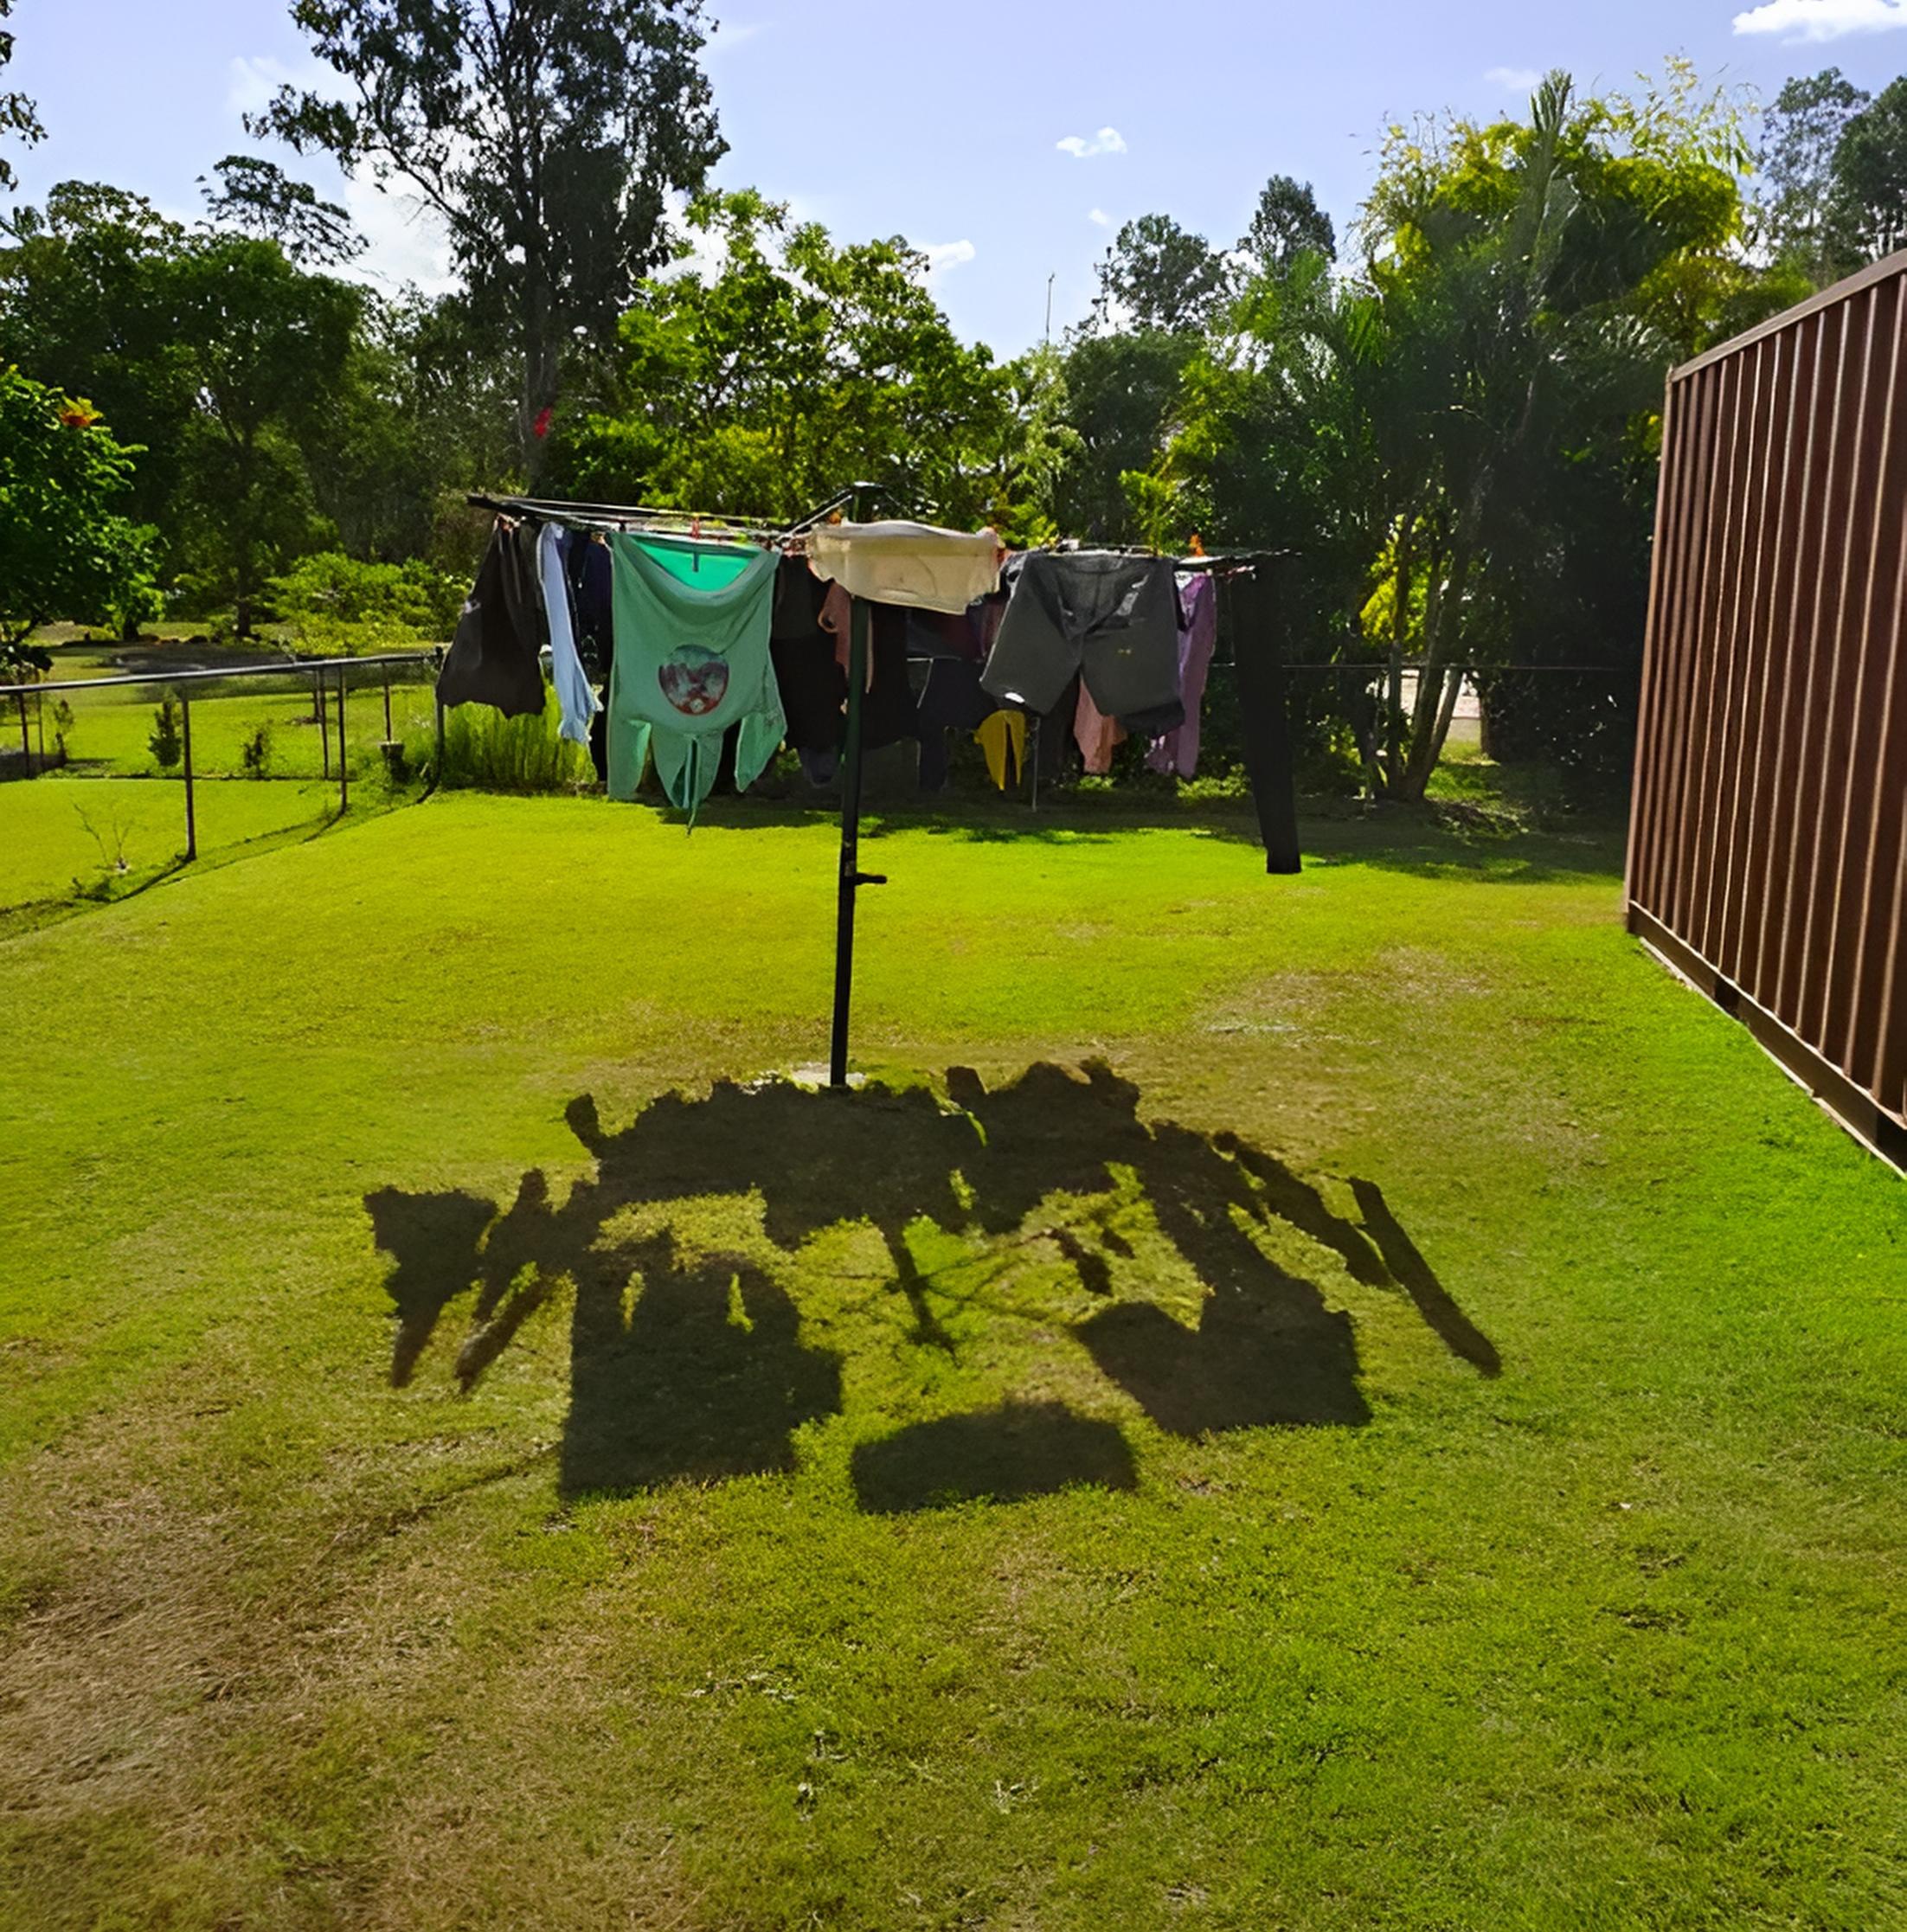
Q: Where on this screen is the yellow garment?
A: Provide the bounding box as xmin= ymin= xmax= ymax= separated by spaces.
xmin=975 ymin=710 xmax=1026 ymax=790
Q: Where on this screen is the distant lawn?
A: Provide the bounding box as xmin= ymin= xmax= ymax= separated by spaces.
xmin=0 ymin=791 xmax=1901 ymax=1929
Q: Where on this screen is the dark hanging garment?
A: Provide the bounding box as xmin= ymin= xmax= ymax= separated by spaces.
xmin=564 ymin=532 xmax=615 ymax=780
xmin=861 ymin=605 xmax=921 ymax=751
xmin=1226 ymin=564 xmax=1303 ymax=875
xmin=983 ymin=552 xmax=1184 ymax=740
xmin=568 ymin=533 xmax=615 ymax=683
xmin=772 ymin=556 xmax=848 ymax=755
xmin=915 ymin=658 xmax=996 ymax=790
xmin=438 ymin=520 xmax=548 ymax=718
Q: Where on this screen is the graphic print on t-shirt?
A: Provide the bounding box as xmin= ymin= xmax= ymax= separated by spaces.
xmin=657 ymin=644 xmax=730 ymax=716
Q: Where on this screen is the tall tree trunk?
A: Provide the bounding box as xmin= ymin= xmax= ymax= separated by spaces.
xmin=1385 ymin=514 xmax=1412 ymax=795
xmin=233 ymin=430 xmax=258 ymax=640
xmin=520 ymin=282 xmax=558 ymax=490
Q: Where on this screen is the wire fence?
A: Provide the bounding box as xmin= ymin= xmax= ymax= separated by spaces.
xmin=0 ymin=651 xmax=444 ymax=916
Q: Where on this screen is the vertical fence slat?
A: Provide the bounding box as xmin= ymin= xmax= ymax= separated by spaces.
xmin=1693 ymin=337 xmax=1776 ymax=966
xmin=1792 ymin=286 xmax=1887 ymax=1048
xmin=1814 ymin=279 xmax=1907 ymax=1073
xmin=1638 ymin=365 xmax=1712 ymax=914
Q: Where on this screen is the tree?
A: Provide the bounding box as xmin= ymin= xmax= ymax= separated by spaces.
xmin=0 ymin=369 xmax=158 ymax=670
xmin=253 ymin=0 xmax=724 ymax=480
xmin=1758 ymin=69 xmax=1868 ymax=283
xmin=1240 ymin=175 xmax=1336 ymax=276
xmin=0 ymin=0 xmax=43 ymax=191
xmin=558 ymin=192 xmax=1030 ymax=529
xmin=1826 ymin=77 xmax=1907 ymax=273
xmin=165 ymin=235 xmax=362 ymax=633
xmin=200 ymin=155 xmax=365 ymax=266
xmin=1090 ymin=214 xmax=1231 ymax=335
xmin=0 ymin=184 xmax=196 ymax=547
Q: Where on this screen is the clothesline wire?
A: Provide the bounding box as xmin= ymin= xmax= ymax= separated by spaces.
xmin=466 ymin=488 xmax=858 ymax=545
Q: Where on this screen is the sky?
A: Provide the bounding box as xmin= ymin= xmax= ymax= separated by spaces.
xmin=9 ymin=0 xmax=1907 ymax=354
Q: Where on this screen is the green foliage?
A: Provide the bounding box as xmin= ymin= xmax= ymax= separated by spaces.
xmin=1823 ymin=77 xmax=1907 ymax=273
xmin=1090 ymin=213 xmax=1231 ymax=335
xmin=240 ymin=721 xmax=273 ymax=778
xmin=1757 ymin=68 xmax=1870 ymax=283
xmin=559 ymin=192 xmax=1043 ymax=530
xmin=418 ymin=700 xmax=594 ymax=792
xmin=0 ymin=0 xmax=42 ymax=192
xmin=254 ymin=0 xmax=724 ymax=479
xmin=267 ymin=551 xmax=465 ymax=656
xmin=0 ymin=367 xmax=160 ymax=658
xmin=148 ymin=692 xmax=183 ymax=771
xmin=198 ymin=154 xmax=364 ymax=266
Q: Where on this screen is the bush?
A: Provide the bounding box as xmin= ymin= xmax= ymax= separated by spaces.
xmin=149 ymin=693 xmax=183 ymax=771
xmin=266 ymin=552 xmax=466 ymax=658
xmin=409 ymin=696 xmax=593 ymax=793
xmin=241 ymin=722 xmax=273 ymax=778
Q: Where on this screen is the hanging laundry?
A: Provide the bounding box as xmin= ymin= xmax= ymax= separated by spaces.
xmin=538 ymin=524 xmax=602 ymax=748
xmin=1147 ymin=572 xmax=1218 ymax=778
xmin=983 ymin=552 xmax=1185 ymax=741
xmin=1075 ymin=683 xmax=1125 ymax=775
xmin=566 ymin=532 xmax=614 ymax=683
xmin=1225 ymin=565 xmax=1303 ymax=875
xmin=607 ymin=531 xmax=783 ymax=819
xmin=437 ymin=519 xmax=548 ymax=719
xmin=915 ymin=658 xmax=995 ymax=791
xmin=771 ymin=555 xmax=848 ymax=761
xmin=807 ymin=519 xmax=1003 ymax=615
xmin=816 ymin=589 xmax=920 ymax=749
xmin=975 ymin=709 xmax=1027 ymax=791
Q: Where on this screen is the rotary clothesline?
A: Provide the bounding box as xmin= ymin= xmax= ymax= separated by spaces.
xmin=451 ymin=484 xmax=1304 ymax=1086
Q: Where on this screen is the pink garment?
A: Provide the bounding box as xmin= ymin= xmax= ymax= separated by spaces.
xmin=818 ymin=580 xmax=873 ymax=690
xmin=1147 ymin=573 xmax=1218 ymax=778
xmin=1075 ymin=683 xmax=1126 ymax=774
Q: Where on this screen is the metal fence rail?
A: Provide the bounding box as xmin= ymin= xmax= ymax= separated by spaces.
xmin=1627 ymin=250 xmax=1907 ymax=1167
xmin=2 ymin=650 xmax=443 ymax=863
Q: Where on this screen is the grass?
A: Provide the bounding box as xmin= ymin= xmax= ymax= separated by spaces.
xmin=0 ymin=775 xmax=344 ymax=913
xmin=0 ymin=785 xmax=1901 ymax=1929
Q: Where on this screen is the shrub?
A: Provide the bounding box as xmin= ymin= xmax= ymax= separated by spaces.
xmin=408 ymin=696 xmax=593 ymax=793
xmin=266 ymin=552 xmax=466 ymax=658
xmin=149 ymin=693 xmax=183 ymax=771
xmin=241 ymin=722 xmax=273 ymax=778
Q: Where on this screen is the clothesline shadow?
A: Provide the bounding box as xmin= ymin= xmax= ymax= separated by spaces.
xmin=641 ymin=787 xmax=1622 ymax=882
xmin=363 ymin=1062 xmax=1499 ymax=1512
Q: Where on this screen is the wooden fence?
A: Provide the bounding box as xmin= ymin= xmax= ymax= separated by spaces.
xmin=1627 ymin=251 xmax=1907 ymax=1169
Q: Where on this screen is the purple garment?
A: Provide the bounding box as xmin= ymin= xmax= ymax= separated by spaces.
xmin=1147 ymin=574 xmax=1218 ymax=778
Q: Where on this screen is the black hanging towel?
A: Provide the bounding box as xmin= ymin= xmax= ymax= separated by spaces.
xmin=1226 ymin=562 xmax=1303 ymax=876
xmin=437 ymin=519 xmax=548 ymax=719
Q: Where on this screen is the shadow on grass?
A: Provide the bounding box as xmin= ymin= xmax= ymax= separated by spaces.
xmin=641 ymin=785 xmax=1625 ymax=886
xmin=364 ymin=1062 xmax=1499 ymax=1508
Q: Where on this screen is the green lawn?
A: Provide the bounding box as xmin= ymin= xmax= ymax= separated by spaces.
xmin=0 ymin=789 xmax=1901 ymax=1929
xmin=0 ymin=774 xmax=343 ymax=912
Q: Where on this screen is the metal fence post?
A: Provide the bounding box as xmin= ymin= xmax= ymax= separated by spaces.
xmin=318 ymin=669 xmax=331 ymax=779
xmin=337 ymin=664 xmax=349 ymax=814
xmin=828 ymin=483 xmax=888 ymax=1088
xmin=14 ymin=691 xmax=26 ymax=762
xmin=382 ymin=664 xmax=394 ymax=744
xmin=181 ymin=692 xmax=197 ymax=862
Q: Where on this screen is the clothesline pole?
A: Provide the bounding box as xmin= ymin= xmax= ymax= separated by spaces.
xmin=180 ymin=693 xmax=197 ymax=862
xmin=829 ymin=482 xmax=887 ymax=1088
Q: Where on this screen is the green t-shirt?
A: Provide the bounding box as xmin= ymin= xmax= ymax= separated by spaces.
xmin=607 ymin=532 xmax=785 ymax=817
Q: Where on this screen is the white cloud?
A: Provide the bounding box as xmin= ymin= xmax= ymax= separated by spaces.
xmin=703 ymin=19 xmax=763 ymax=57
xmin=1088 ymin=208 xmax=1113 ymax=228
xmin=1733 ymin=0 xmax=1907 ymax=38
xmin=923 ymin=240 xmax=977 ymax=277
xmin=1485 ymin=65 xmax=1544 ymax=90
xmin=1056 ymin=127 xmax=1127 ymax=159
xmin=340 ymin=172 xmax=458 ymax=297
xmin=226 ymin=54 xmax=306 ymax=119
